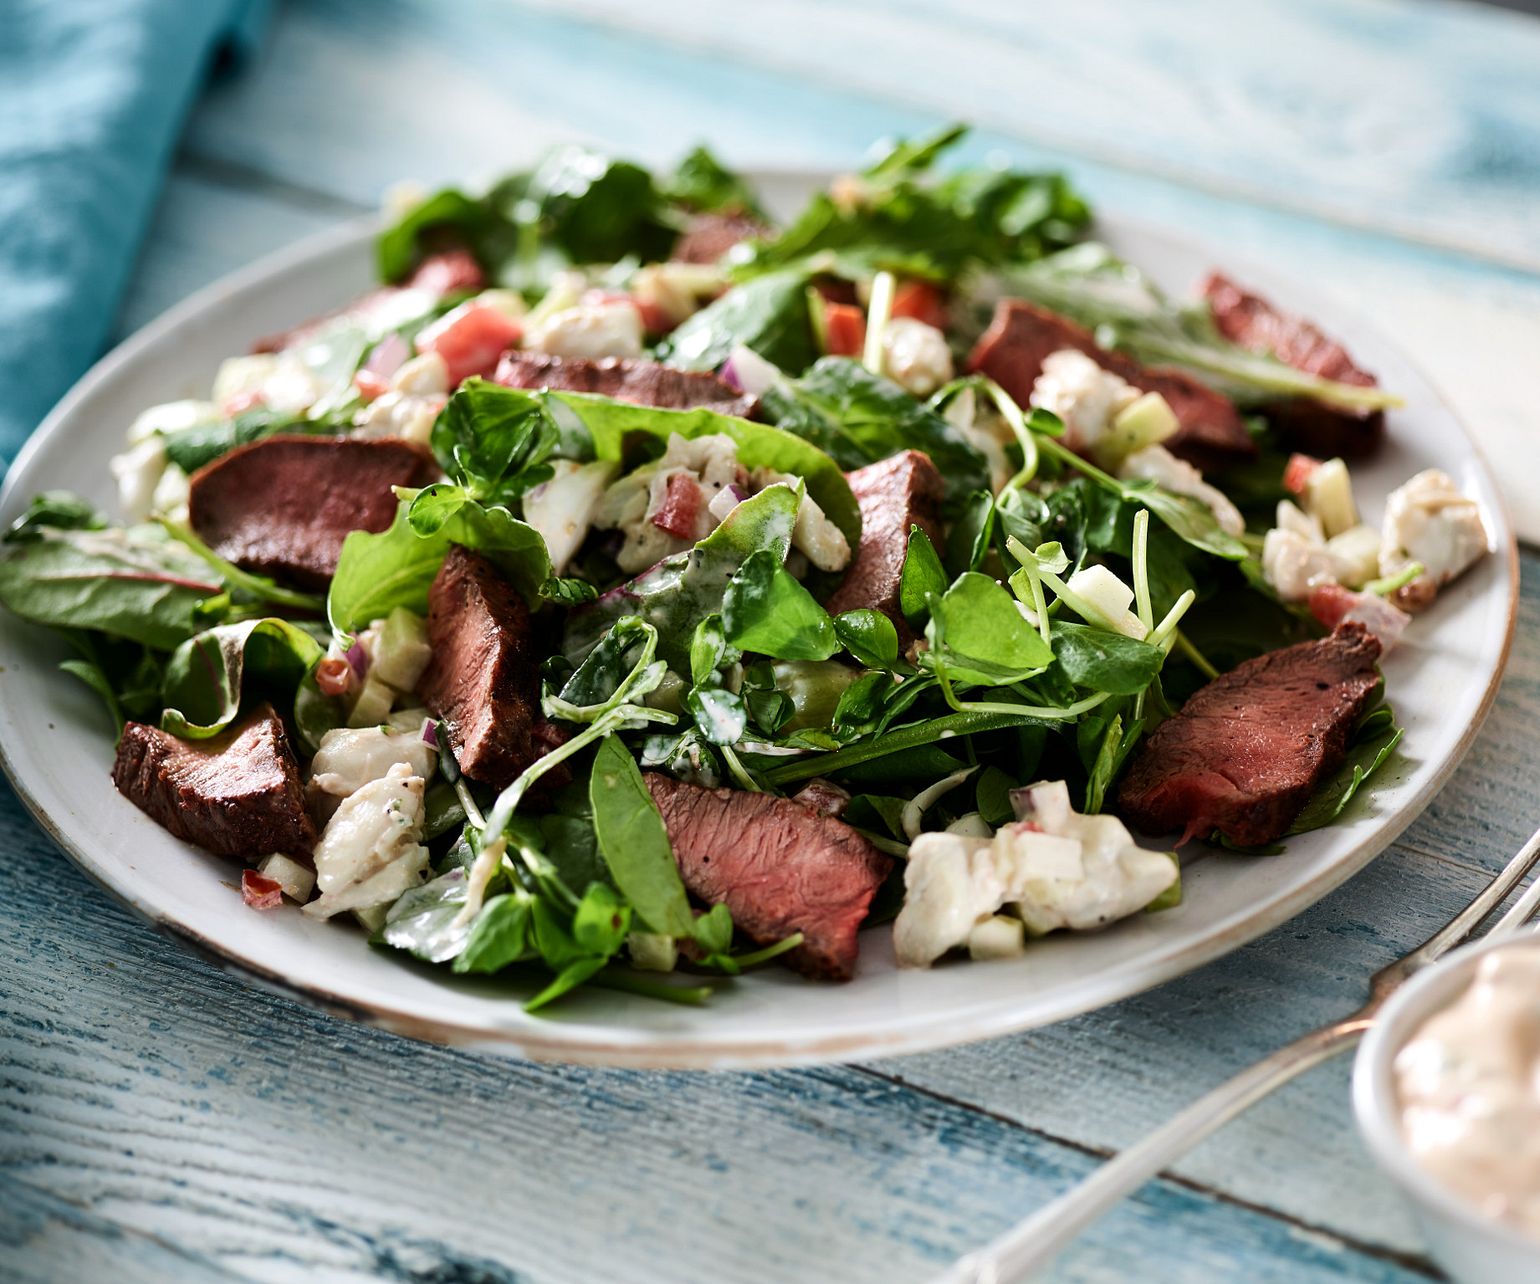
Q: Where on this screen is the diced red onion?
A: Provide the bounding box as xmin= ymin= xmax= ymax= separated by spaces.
xmin=719 ymin=358 xmax=745 ymax=393
xmin=721 ymin=343 xmax=781 ymax=397
xmin=363 ymin=332 xmax=410 ymax=380
xmin=345 ymin=639 xmax=370 ymax=679
xmin=422 ymin=721 xmax=439 ymax=748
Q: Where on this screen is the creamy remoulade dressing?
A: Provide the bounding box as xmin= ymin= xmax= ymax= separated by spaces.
xmin=1393 ymin=941 xmax=1540 ymax=1237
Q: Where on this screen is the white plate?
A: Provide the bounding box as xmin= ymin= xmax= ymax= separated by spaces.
xmin=0 ymin=174 xmax=1517 ymax=1069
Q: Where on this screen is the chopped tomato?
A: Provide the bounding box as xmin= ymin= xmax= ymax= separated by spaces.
xmin=315 ymin=656 xmax=353 ymax=698
xmin=222 ymin=389 xmax=266 ymax=417
xmin=407 ymin=248 xmax=485 ymax=295
xmin=891 ymin=279 xmax=949 ymax=330
xmin=651 ymin=473 xmax=702 ymax=539
xmin=415 ymin=302 xmax=524 ymax=386
xmin=1283 ymin=453 xmax=1322 ymax=496
xmin=354 ymin=368 xmax=391 ymax=402
xmin=241 ymin=870 xmax=285 ymax=910
xmin=822 ymin=301 xmax=867 ymax=357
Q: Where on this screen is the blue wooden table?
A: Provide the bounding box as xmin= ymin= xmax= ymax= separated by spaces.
xmin=6 ymin=2 xmax=1540 ymax=1280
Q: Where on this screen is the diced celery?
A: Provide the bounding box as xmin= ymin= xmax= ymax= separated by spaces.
xmin=1100 ymin=391 xmax=1179 ymax=466
xmin=967 ymin=915 xmax=1027 ymax=960
xmin=628 ymin=932 xmax=679 ymax=973
xmin=371 ymin=607 xmax=432 ymax=692
xmin=347 ymin=674 xmax=396 ymax=728
xmin=1304 ymin=458 xmax=1358 ymax=538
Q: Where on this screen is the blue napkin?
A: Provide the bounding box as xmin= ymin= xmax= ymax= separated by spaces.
xmin=0 ymin=0 xmax=269 ymax=475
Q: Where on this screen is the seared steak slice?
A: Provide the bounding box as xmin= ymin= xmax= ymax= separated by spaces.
xmin=967 ymin=299 xmax=1256 ymax=469
xmin=188 ymin=436 xmax=437 ymax=589
xmin=1202 ymin=272 xmax=1384 ymax=458
xmin=672 ymin=211 xmax=770 ymax=265
xmin=1115 ymin=624 xmax=1383 ymax=847
xmin=253 ymin=250 xmax=485 ymax=354
xmin=112 ymin=704 xmax=314 ymax=859
xmin=495 ymin=352 xmax=755 ymax=417
xmin=415 ymin=546 xmax=567 ymax=790
xmin=824 ymin=450 xmax=945 ymax=646
xmin=643 ymin=773 xmax=892 ymax=981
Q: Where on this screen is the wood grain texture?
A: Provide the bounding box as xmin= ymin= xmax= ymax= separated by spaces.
xmin=8 ymin=0 xmax=1540 ymax=1279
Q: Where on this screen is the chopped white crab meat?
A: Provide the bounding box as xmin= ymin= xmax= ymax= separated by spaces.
xmin=1261 ymin=526 xmax=1344 ymax=602
xmin=524 ymin=299 xmax=643 ymax=359
xmin=212 ymin=352 xmax=325 ymax=416
xmin=753 ymin=468 xmax=851 ymax=572
xmin=353 ymin=351 xmax=450 ymax=446
xmin=881 ymin=317 xmax=954 ymax=398
xmin=303 ymin=763 xmax=430 ymax=919
xmin=308 ymin=724 xmax=437 ymax=798
xmin=594 ymin=432 xmax=744 ymax=572
xmin=1379 ymin=469 xmax=1489 ymax=605
xmin=1117 ymin=445 xmax=1245 ymax=538
xmin=893 ymin=780 xmax=1177 ymax=967
xmin=109 ymin=436 xmax=168 ymax=522
xmin=1029 ymin=348 xmax=1139 ymax=457
xmin=1276 ymin=498 xmax=1325 ymax=543
xmin=522 ymin=459 xmax=620 ymax=574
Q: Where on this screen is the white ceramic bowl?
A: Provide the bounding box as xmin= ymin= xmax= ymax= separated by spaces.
xmin=1354 ymin=931 xmax=1540 ymax=1282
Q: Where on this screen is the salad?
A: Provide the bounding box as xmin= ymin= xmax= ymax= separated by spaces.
xmin=0 ymin=126 xmax=1492 ymax=1010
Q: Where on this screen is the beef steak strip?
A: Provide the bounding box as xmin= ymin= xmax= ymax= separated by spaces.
xmin=494 ymin=352 xmax=755 ymax=418
xmin=823 ymin=449 xmax=945 ymax=647
xmin=112 ymin=703 xmax=315 ymax=860
xmin=1201 ymin=271 xmax=1384 ymax=458
xmin=1115 ymin=623 xmax=1382 ymax=847
xmin=643 ymin=773 xmax=892 ymax=981
xmin=966 ymin=299 xmax=1256 ymax=470
xmin=415 ymin=545 xmax=568 ymax=791
xmin=187 ymin=435 xmax=438 ymax=589
xmin=671 ymin=211 xmax=771 ymax=266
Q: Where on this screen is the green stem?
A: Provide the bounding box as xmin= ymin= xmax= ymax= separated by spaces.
xmin=863 ymin=270 xmax=896 ymax=374
xmin=1174 ymin=630 xmax=1219 ymax=679
xmin=158 ymin=519 xmax=325 ymax=613
xmin=591 ymin=967 xmax=715 ymax=1006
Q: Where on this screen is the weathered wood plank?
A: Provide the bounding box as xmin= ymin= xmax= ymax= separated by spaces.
xmin=175 ymin=0 xmax=1540 ymax=538
xmin=0 ymin=778 xmax=1445 ymax=1284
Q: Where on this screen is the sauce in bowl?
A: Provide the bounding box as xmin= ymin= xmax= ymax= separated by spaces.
xmin=1394 ymin=938 xmax=1540 ymax=1238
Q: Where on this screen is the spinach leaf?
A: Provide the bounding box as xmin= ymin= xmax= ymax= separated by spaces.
xmin=686 ymin=684 xmax=749 ymax=745
xmin=760 ymin=357 xmax=990 ymax=507
xmin=329 ymin=496 xmax=550 ymax=634
xmin=0 ymin=524 xmax=220 ymax=650
xmin=1050 ymin=622 xmax=1164 ymax=695
xmin=428 ymin=378 xmax=559 ymax=505
xmin=589 ymin=735 xmax=696 ymax=937
xmin=734 ymin=124 xmax=1088 ymax=281
xmin=563 ymin=484 xmax=802 ymax=670
xmin=161 ymin=406 xmax=349 ymax=476
xmin=924 ymin=572 xmax=1055 ymax=687
xmin=834 ymin=609 xmax=899 ymax=669
xmin=899 ymin=525 xmax=948 ymax=626
xmin=722 ymin=548 xmax=838 ymax=661
xmin=511 ymin=146 xmax=677 ymax=267
xmin=1289 ymin=707 xmax=1404 ymax=835
xmin=453 ymin=892 xmax=534 ymax=975
xmin=654 ymin=269 xmax=815 ymax=375
xmin=553 ymin=389 xmax=860 ymax=548
xmin=666 ymin=146 xmax=763 ymax=217
xmin=377 ymin=187 xmax=512 ymax=284
xmin=5 ymin=491 xmax=107 ymax=542
xmin=160 ymin=617 xmax=325 ymax=738
xmin=559 ymin=616 xmax=657 ymax=709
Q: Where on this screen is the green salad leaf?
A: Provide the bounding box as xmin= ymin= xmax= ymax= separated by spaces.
xmin=160 ymin=617 xmax=324 ymax=738
xmin=655 ymin=268 xmax=816 ymax=375
xmin=589 ymin=734 xmax=696 ymax=936
xmin=722 ymin=548 xmax=839 ymax=661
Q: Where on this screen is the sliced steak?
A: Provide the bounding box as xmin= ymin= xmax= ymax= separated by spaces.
xmin=112 ymin=704 xmax=314 ymax=860
xmin=253 ymin=250 xmax=485 ymax=354
xmin=643 ymin=773 xmax=892 ymax=981
xmin=1115 ymin=623 xmax=1382 ymax=847
xmin=672 ymin=211 xmax=770 ymax=265
xmin=824 ymin=450 xmax=945 ymax=646
xmin=967 ymin=299 xmax=1256 ymax=469
xmin=495 ymin=352 xmax=755 ymax=417
xmin=415 ymin=545 xmax=567 ymax=791
xmin=1202 ymin=272 xmax=1384 ymax=457
xmin=188 ymin=436 xmax=437 ymax=589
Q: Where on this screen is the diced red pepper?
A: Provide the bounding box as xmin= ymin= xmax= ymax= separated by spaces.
xmin=222 ymin=389 xmax=266 ymax=417
xmin=354 ymin=368 xmax=392 ymax=402
xmin=241 ymin=869 xmax=284 ymax=910
xmin=415 ymin=302 xmax=524 ymax=386
xmin=315 ymin=656 xmax=353 ymax=698
xmin=822 ymin=301 xmax=867 ymax=357
xmin=407 ymin=248 xmax=486 ymax=295
xmin=891 ymin=279 xmax=949 ymax=331
xmin=651 ymin=472 xmax=702 ymax=539
xmin=1283 ymin=453 xmax=1323 ymax=496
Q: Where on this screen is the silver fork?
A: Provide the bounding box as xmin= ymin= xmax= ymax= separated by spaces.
xmin=936 ymin=825 xmax=1540 ymax=1284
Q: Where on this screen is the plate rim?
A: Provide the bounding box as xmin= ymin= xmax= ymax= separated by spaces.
xmin=0 ymin=188 xmax=1519 ymax=1069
